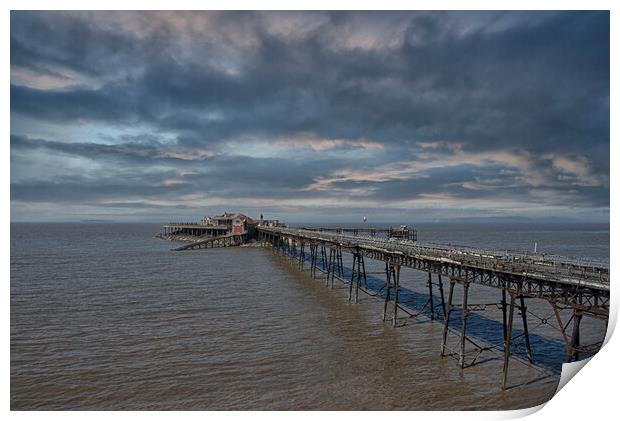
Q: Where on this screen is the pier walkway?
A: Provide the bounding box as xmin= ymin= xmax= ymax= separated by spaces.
xmin=156 ymin=217 xmax=609 ymax=390
xmin=256 ymin=226 xmax=609 ymax=389
xmin=299 ymin=226 xmax=417 ymax=241
xmin=259 ymin=227 xmax=609 ymax=292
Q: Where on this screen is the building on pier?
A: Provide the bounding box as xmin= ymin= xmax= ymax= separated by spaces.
xmin=160 ymin=212 xmax=257 ymax=240
xmin=388 ymin=225 xmax=417 ymax=241
xmin=202 ymin=212 xmax=257 ymax=234
xmin=257 ymin=213 xmax=284 ymax=228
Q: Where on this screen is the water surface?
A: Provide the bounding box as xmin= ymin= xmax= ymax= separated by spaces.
xmin=10 ymin=222 xmax=609 ymax=410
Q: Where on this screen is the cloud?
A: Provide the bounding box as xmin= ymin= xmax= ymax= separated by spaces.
xmin=305 ymin=143 xmax=539 ymax=191
xmin=550 ymin=154 xmax=590 ymax=176
xmin=9 ymin=11 xmax=609 ymax=222
xmin=11 ymin=134 xmax=215 ymax=163
xmin=274 ymin=135 xmax=384 ymax=152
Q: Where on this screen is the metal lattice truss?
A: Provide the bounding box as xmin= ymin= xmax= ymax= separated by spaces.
xmin=257 ymin=226 xmax=610 ymax=390
xmin=258 ymin=227 xmax=608 ymax=315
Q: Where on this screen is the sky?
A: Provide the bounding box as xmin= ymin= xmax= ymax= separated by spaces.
xmin=10 ymin=11 xmax=610 ymax=223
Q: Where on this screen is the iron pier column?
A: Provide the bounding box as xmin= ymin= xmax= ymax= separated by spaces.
xmin=502 ymin=293 xmax=516 ymax=390
xmin=441 ymin=279 xmax=456 ymax=357
xmin=428 ymin=272 xmax=435 ymax=320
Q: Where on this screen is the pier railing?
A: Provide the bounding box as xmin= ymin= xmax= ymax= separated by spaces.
xmin=256 ymin=225 xmax=609 ymax=389
xmin=258 ymin=227 xmax=609 ymax=289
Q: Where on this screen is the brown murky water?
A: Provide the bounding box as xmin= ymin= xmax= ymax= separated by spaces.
xmin=10 ymin=223 xmax=608 ymax=410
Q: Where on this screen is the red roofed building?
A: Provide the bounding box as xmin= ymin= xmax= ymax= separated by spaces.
xmin=201 ymin=212 xmax=257 ymax=235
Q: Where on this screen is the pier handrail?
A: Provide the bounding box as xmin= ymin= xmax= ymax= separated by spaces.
xmin=163 ymin=222 xmax=228 ymax=227
xmin=258 ymin=226 xmax=609 ymax=289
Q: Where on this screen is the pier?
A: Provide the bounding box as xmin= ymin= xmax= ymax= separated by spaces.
xmin=300 ymin=226 xmax=417 ymax=241
xmin=159 ymin=223 xmax=228 ymax=241
xmin=157 ymin=212 xmax=258 ymax=243
xmin=157 ymin=214 xmax=610 ymax=390
xmin=170 ymin=232 xmax=248 ymax=251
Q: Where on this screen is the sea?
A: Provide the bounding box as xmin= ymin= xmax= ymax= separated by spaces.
xmin=10 ymin=222 xmax=609 ymax=410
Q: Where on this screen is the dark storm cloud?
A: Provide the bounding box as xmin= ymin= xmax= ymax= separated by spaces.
xmin=11 ymin=84 xmax=136 ymax=122
xmin=10 ymin=133 xmax=608 ymax=213
xmin=11 ymin=12 xmax=609 ymax=150
xmin=11 ymin=134 xmax=214 ymax=163
xmin=10 ymin=11 xmax=156 ymax=77
xmin=11 ymin=134 xmax=333 ymax=202
xmin=11 ymin=180 xmax=175 ymax=203
xmin=10 ymin=11 xmax=610 ymax=221
xmin=331 ymin=164 xmax=610 ymax=208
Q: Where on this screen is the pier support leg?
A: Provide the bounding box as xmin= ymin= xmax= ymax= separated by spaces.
xmin=459 ymin=281 xmax=470 ymax=369
xmin=355 ymin=253 xmax=361 ymax=304
xmin=519 ymin=296 xmax=533 ymax=364
xmin=348 ymin=252 xmax=357 ymax=302
xmin=392 ymin=265 xmax=400 ymax=327
xmin=438 ymin=274 xmax=446 ymax=319
xmin=566 ymin=309 xmax=583 ymax=362
xmin=299 ymin=243 xmax=305 ymax=271
xmin=314 ymin=244 xmax=318 ymax=278
xmin=382 ymin=262 xmax=392 ymax=322
xmin=332 ymin=248 xmax=339 ymax=288
xmin=441 ymin=279 xmax=456 ymax=356
xmin=326 ymin=248 xmax=333 ymax=287
xmin=428 ymin=272 xmax=435 ymax=320
xmin=501 ymin=289 xmax=508 ymax=349
xmin=502 ymin=293 xmax=515 ymax=390
xmin=361 ymin=255 xmax=367 ymax=288
xmin=331 ymin=249 xmax=336 ymax=286
xmin=551 ymin=302 xmax=570 ymax=347
xmin=311 ymin=244 xmax=318 ymax=278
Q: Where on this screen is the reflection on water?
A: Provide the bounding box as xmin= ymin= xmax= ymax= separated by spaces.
xmin=11 ymin=223 xmax=608 ymax=410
